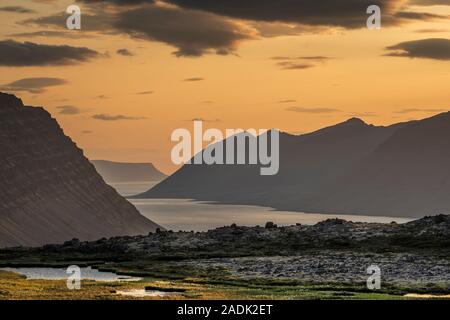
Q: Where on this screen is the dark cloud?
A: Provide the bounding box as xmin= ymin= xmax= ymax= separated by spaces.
xmin=0 ymin=77 xmax=67 ymax=93
xmin=0 ymin=6 xmax=36 ymax=13
xmin=393 ymin=11 xmax=449 ymax=20
xmin=167 ymin=0 xmax=409 ymax=29
xmin=117 ymin=48 xmax=134 ymax=56
xmin=286 ymin=106 xmax=341 ymax=114
xmin=183 ymin=77 xmax=204 ymax=81
xmin=114 ymin=5 xmax=255 ymax=57
xmin=56 ymin=105 xmax=82 ymax=115
xmin=82 ymin=130 xmax=93 ymax=134
xmin=395 ymin=108 xmax=447 ymax=114
xmin=95 ymin=95 xmax=109 ymax=99
xmin=0 ymin=40 xmax=100 ymax=66
xmin=385 ymin=38 xmax=450 ymax=60
xmin=278 ymin=99 xmax=297 ymax=103
xmin=24 ymin=12 xmax=113 ymax=32
xmin=92 ymin=114 xmax=146 ymax=121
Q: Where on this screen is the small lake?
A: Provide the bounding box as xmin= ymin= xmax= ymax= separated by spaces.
xmin=0 ymin=267 xmax=140 ymax=282
xmin=109 ymin=181 xmax=412 ymax=232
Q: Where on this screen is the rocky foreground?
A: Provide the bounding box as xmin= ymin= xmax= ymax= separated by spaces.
xmin=1 ymin=215 xmax=450 ymax=292
xmin=37 ymin=214 xmax=450 ymax=257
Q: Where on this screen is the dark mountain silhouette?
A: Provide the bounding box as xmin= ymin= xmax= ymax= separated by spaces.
xmin=91 ymin=160 xmax=167 ymax=183
xmin=136 ymin=113 xmax=450 ymax=218
xmin=0 ymin=93 xmax=161 ymax=247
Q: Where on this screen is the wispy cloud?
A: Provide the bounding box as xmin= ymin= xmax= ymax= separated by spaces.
xmin=0 ymin=40 xmax=101 ymax=66
xmin=56 ymin=105 xmax=83 ymax=115
xmin=183 ymin=77 xmax=204 ymax=82
xmin=137 ymin=90 xmax=154 ymax=95
xmin=92 ymin=114 xmax=147 ymax=121
xmin=116 ymin=48 xmax=134 ymax=56
xmin=0 ymin=77 xmax=67 ymax=93
xmin=286 ymin=106 xmax=341 ymax=114
xmin=395 ymin=108 xmax=447 ymax=114
xmin=0 ymin=6 xmax=35 ymax=13
xmin=385 ymin=38 xmax=450 ymax=61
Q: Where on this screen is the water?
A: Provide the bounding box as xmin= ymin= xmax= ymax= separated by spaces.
xmin=0 ymin=266 xmax=140 ymax=282
xmin=109 ymin=181 xmax=412 ymax=232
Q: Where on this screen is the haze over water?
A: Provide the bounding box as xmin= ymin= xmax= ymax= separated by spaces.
xmin=111 ymin=182 xmax=412 ymax=232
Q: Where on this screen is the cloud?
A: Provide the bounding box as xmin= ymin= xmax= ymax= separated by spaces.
xmin=0 ymin=40 xmax=100 ymax=66
xmin=278 ymin=99 xmax=297 ymax=103
xmin=95 ymin=95 xmax=109 ymax=99
xmin=409 ymin=0 xmax=450 ymax=5
xmin=117 ymin=48 xmax=134 ymax=56
xmin=10 ymin=30 xmax=94 ymax=39
xmin=188 ymin=117 xmax=221 ymax=122
xmin=276 ymin=61 xmax=315 ymax=70
xmin=183 ymin=77 xmax=204 ymax=81
xmin=56 ymin=105 xmax=82 ymax=115
xmin=137 ymin=90 xmax=154 ymax=95
xmin=0 ymin=77 xmax=67 ymax=93
xmin=113 ymin=5 xmax=255 ymax=57
xmin=385 ymin=38 xmax=450 ymax=60
xmin=92 ymin=114 xmax=146 ymax=121
xmin=167 ymin=0 xmax=416 ymax=29
xmin=395 ymin=108 xmax=447 ymax=114
xmin=0 ymin=6 xmax=35 ymax=13
xmin=414 ymin=28 xmax=448 ymax=33
xmin=349 ymin=111 xmax=379 ymax=117
xmin=273 ymin=55 xmax=332 ymax=70
xmin=82 ymin=130 xmax=93 ymax=134
xmin=286 ymin=106 xmax=341 ymax=114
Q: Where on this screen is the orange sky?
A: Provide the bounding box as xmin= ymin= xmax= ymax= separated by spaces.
xmin=0 ymin=0 xmax=449 ymax=174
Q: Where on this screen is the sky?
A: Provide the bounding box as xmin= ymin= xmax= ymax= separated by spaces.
xmin=0 ymin=0 xmax=449 ymax=174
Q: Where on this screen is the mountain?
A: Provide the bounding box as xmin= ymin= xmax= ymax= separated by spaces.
xmin=135 ymin=113 xmax=450 ymax=218
xmin=91 ymin=160 xmax=167 ymax=183
xmin=0 ymin=93 xmax=161 ymax=247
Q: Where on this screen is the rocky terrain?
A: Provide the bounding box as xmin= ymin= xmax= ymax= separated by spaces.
xmin=1 ymin=215 xmax=449 ymax=294
xmin=0 ymin=93 xmax=161 ymax=247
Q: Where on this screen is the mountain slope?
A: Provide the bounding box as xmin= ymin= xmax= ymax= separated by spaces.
xmin=0 ymin=93 xmax=161 ymax=247
xmin=312 ymin=112 xmax=450 ymax=217
xmin=91 ymin=160 xmax=167 ymax=183
xmin=135 ymin=118 xmax=403 ymax=211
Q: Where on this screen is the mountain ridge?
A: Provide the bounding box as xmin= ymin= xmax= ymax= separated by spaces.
xmin=0 ymin=92 xmax=161 ymax=247
xmin=136 ymin=112 xmax=450 ymax=218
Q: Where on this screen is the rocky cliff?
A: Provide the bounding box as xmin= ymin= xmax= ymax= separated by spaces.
xmin=0 ymin=92 xmax=161 ymax=247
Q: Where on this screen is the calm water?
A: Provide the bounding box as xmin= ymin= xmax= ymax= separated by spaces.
xmin=0 ymin=266 xmax=139 ymax=281
xmin=110 ymin=182 xmax=412 ymax=232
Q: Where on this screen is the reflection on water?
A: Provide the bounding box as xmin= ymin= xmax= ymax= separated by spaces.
xmin=130 ymin=198 xmax=412 ymax=232
xmin=116 ymin=289 xmax=177 ymax=298
xmin=109 ymin=181 xmax=412 ymax=232
xmin=0 ymin=266 xmax=140 ymax=282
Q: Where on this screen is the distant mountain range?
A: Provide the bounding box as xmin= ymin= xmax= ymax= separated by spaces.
xmin=92 ymin=160 xmax=167 ymax=183
xmin=136 ymin=113 xmax=450 ymax=218
xmin=0 ymin=93 xmax=161 ymax=247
